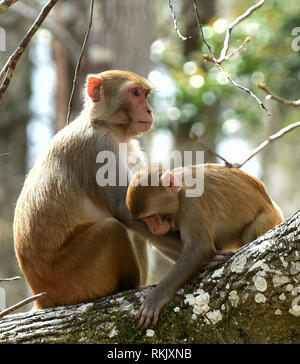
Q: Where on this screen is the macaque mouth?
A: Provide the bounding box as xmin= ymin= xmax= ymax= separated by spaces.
xmin=138 ymin=121 xmax=152 ymax=124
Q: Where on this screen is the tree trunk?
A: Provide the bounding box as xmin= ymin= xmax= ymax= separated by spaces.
xmin=1 ymin=210 xmax=299 ymax=344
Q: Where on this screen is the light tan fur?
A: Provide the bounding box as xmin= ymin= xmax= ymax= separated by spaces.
xmin=13 ymin=70 xmax=158 ymax=309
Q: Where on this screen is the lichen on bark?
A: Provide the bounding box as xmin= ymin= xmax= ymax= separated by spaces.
xmin=0 ymin=211 xmax=300 ymax=344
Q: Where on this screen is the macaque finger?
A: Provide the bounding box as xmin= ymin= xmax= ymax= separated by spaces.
xmin=138 ymin=305 xmax=154 ymax=328
xmin=137 ymin=289 xmax=167 ymax=328
xmin=143 ymin=309 xmax=154 ymax=328
xmin=205 ymin=250 xmax=235 ymax=269
xmin=153 ymin=309 xmax=160 ymax=327
xmin=215 ymin=249 xmax=235 ymax=257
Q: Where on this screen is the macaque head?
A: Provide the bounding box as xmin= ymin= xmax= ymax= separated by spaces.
xmin=86 ymin=70 xmax=154 ymax=138
xmin=126 ymin=164 xmax=181 ymax=235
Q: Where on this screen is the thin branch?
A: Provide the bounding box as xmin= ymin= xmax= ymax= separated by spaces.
xmin=235 ymin=121 xmax=300 ymax=168
xmin=193 ymin=0 xmax=270 ymax=116
xmin=191 ymin=121 xmax=300 ymax=169
xmin=66 ymin=0 xmax=94 ymax=125
xmin=220 ymin=36 xmax=251 ymax=62
xmin=0 ymin=0 xmax=58 ymax=101
xmin=258 ymin=83 xmax=300 ymax=107
xmin=0 ymin=292 xmax=46 ymax=319
xmin=168 ymin=0 xmax=191 ymax=41
xmin=10 ymin=2 xmax=81 ymax=60
xmin=0 ymin=0 xmax=19 ymax=14
xmin=190 ymin=132 xmax=234 ymax=168
xmin=0 ymin=276 xmax=21 ymax=283
xmin=217 ymin=0 xmax=267 ymax=63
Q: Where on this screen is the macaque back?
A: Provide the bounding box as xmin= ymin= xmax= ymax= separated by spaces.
xmin=126 ymin=163 xmax=283 ymax=327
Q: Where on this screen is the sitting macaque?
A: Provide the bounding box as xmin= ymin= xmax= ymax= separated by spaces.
xmin=126 ymin=163 xmax=283 ymax=327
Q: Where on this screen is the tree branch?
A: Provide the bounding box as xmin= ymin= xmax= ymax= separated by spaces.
xmin=258 ymin=83 xmax=300 ymax=107
xmin=235 ymin=120 xmax=300 ymax=168
xmin=0 ymin=293 xmax=46 ymax=319
xmin=0 ymin=211 xmax=299 ymax=343
xmin=0 ymin=276 xmax=21 ymax=283
xmin=0 ymin=0 xmax=58 ymax=102
xmin=66 ymin=0 xmax=94 ymax=125
xmin=190 ymin=131 xmax=235 ymax=168
xmin=168 ymin=0 xmax=192 ymax=41
xmin=216 ymin=0 xmax=267 ymax=63
xmin=0 ymin=0 xmax=19 ymax=14
xmin=193 ymin=0 xmax=270 ymax=116
xmin=191 ymin=120 xmax=300 ymax=169
xmin=10 ymin=1 xmax=81 ymax=60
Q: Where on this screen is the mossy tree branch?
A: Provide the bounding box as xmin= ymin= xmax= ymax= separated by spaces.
xmin=0 ymin=211 xmax=299 ymax=344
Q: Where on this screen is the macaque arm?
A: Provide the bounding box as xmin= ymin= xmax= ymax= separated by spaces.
xmin=137 ymin=220 xmax=215 ymax=328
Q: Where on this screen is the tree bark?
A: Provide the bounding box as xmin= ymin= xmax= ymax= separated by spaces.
xmin=1 ymin=210 xmax=300 ymax=344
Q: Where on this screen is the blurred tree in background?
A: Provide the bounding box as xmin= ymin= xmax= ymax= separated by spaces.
xmin=0 ymin=0 xmax=299 ymax=308
xmin=148 ymin=0 xmax=300 ymax=217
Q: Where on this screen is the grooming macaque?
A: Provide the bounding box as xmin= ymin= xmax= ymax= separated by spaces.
xmin=14 ymin=70 xmax=184 ymax=310
xmin=126 ymin=163 xmax=283 ymax=327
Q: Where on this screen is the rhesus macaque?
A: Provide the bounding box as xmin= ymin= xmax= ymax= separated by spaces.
xmin=126 ymin=163 xmax=283 ymax=327
xmin=14 ymin=70 xmax=183 ymax=311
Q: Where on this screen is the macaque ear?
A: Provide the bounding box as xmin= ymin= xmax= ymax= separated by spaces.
xmin=87 ymin=75 xmax=103 ymax=102
xmin=161 ymin=170 xmax=181 ymax=193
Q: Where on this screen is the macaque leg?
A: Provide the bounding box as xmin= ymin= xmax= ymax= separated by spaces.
xmin=33 ymin=218 xmax=146 ymax=309
xmin=131 ymin=231 xmax=149 ymax=286
xmin=242 ymin=208 xmax=280 ymax=245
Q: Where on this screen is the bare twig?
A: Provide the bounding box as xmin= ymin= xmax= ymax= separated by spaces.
xmin=66 ymin=0 xmax=94 ymax=125
xmin=168 ymin=0 xmax=191 ymax=41
xmin=0 ymin=0 xmax=58 ymax=101
xmin=216 ymin=0 xmax=267 ymax=63
xmin=0 ymin=292 xmax=46 ymax=319
xmin=235 ymin=121 xmax=300 ymax=168
xmin=193 ymin=0 xmax=270 ymax=116
xmin=191 ymin=121 xmax=300 ymax=169
xmin=219 ymin=36 xmax=251 ymax=62
xmin=0 ymin=276 xmax=21 ymax=283
xmin=10 ymin=1 xmax=81 ymax=59
xmin=190 ymin=132 xmax=234 ymax=167
xmin=0 ymin=0 xmax=19 ymax=14
xmin=204 ymin=36 xmax=251 ymax=63
xmin=258 ymin=83 xmax=300 ymax=107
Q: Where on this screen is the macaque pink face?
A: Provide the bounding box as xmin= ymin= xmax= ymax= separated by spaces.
xmin=126 ymin=83 xmax=154 ymax=134
xmin=86 ymin=75 xmax=154 ymax=136
xmin=142 ymin=214 xmax=171 ymax=235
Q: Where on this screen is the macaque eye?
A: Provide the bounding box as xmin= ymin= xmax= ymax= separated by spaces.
xmin=131 ymin=88 xmax=140 ymax=97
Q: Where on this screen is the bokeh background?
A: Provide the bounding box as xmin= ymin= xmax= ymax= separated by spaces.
xmin=0 ymin=0 xmax=299 ymax=309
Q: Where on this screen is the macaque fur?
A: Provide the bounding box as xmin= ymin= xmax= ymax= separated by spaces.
xmin=126 ymin=163 xmax=283 ymax=326
xmin=14 ymin=70 xmax=183 ymax=310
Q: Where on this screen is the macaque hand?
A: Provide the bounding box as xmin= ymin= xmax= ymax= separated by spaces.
xmin=137 ymin=287 xmax=170 ymax=328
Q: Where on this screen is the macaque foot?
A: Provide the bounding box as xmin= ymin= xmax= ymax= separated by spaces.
xmin=205 ymin=250 xmax=235 ymax=269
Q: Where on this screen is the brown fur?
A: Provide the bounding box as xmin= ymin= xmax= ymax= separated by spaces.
xmin=126 ymin=163 xmax=283 ymax=327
